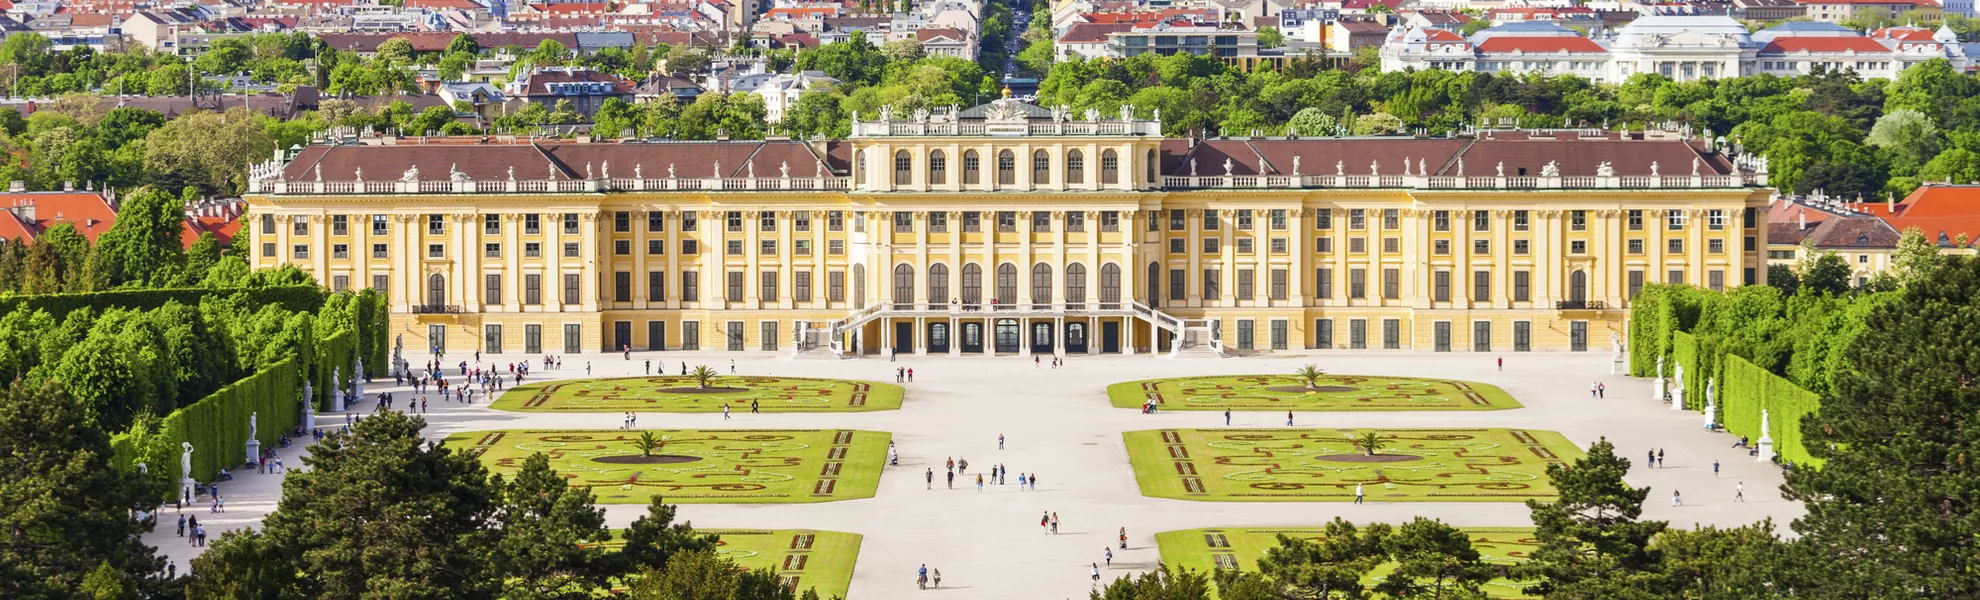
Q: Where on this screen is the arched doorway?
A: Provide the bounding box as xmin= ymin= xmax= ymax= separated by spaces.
xmin=1066 ymin=322 xmax=1088 ymax=353
xmin=996 ymin=263 xmax=1017 ymax=305
xmin=1570 ymin=270 xmax=1588 ymax=304
xmin=1031 ymin=321 xmax=1055 ymax=355
xmin=961 ymin=263 xmax=982 ymax=307
xmin=994 ymin=319 xmax=1020 ymax=353
xmin=961 ymin=322 xmax=984 ymax=353
xmin=427 ymin=273 xmax=446 ymax=308
xmin=1065 ymin=263 xmax=1087 ymax=309
xmin=1100 ymin=263 xmax=1121 ymax=305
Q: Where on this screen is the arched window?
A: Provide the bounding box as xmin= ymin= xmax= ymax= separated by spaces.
xmin=962 ymin=263 xmax=983 ymax=304
xmin=997 ymin=150 xmax=1016 ymax=185
xmin=1066 ymin=263 xmax=1087 ymax=303
xmin=893 ymin=150 xmax=912 ymax=185
xmin=1100 ymin=263 xmax=1122 ymax=303
xmin=1146 ymin=149 xmax=1158 ymax=184
xmin=1570 ymin=270 xmax=1588 ymax=303
xmin=853 ymin=264 xmax=866 ymax=309
xmin=929 ymin=263 xmax=950 ymax=303
xmin=1147 ymin=262 xmax=1161 ymax=307
xmin=1101 ymin=149 xmax=1119 ymax=185
xmin=427 ymin=273 xmax=446 ymax=307
xmin=929 ymin=150 xmax=947 ymax=185
xmin=1066 ymin=150 xmax=1085 ymax=184
xmin=996 ymin=263 xmax=1017 ymax=304
xmin=893 ymin=264 xmax=915 ymax=305
xmin=1032 ymin=150 xmax=1050 ymax=184
xmin=963 ymin=150 xmax=981 ymax=185
xmin=1031 ymin=263 xmax=1054 ymax=304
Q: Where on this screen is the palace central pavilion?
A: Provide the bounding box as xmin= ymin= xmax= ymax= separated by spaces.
xmin=246 ymin=98 xmax=1771 ymax=358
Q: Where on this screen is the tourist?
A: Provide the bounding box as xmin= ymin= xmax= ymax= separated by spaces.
xmin=1041 ymin=511 xmax=1049 ymax=533
xmin=1590 ymin=383 xmax=1598 ymax=399
xmin=1714 ymin=460 xmax=1720 ymax=477
xmin=918 ymin=564 xmax=928 ymax=590
xmin=1105 ymin=548 xmax=1113 ymax=566
xmin=176 ymin=514 xmax=186 ymax=537
xmin=1658 ymin=449 xmax=1666 ymax=468
xmin=1052 ymin=512 xmax=1060 ymax=534
xmin=1355 ymin=483 xmax=1364 ymax=504
xmin=1091 ymin=562 xmax=1100 ymax=582
xmin=1497 ymin=357 xmax=1503 ymax=371
xmin=1031 ymin=473 xmax=1039 ymax=490
xmin=751 ymin=399 xmax=760 ymax=414
xmin=681 ymin=362 xmax=687 ymax=375
xmin=723 ymin=405 xmax=730 ymax=420
xmin=946 ymin=470 xmax=954 ymax=489
xmin=931 ymin=568 xmax=941 ymax=588
xmin=730 ymin=359 xmax=736 ymax=374
xmin=1018 ymin=473 xmax=1027 ymax=489
xmin=1598 ymin=382 xmax=1606 ymax=398
xmin=1735 ymin=482 xmax=1745 ymax=502
xmin=1287 ymin=411 xmax=1294 ymax=426
xmin=907 ymin=368 xmax=914 ymax=382
xmin=167 ymin=561 xmax=176 ymax=579
xmin=959 ymin=458 xmax=969 ymax=474
xmin=586 ymin=362 xmax=592 ymax=376
xmin=946 ymin=457 xmax=954 ymax=473
xmin=976 ymin=473 xmax=984 ymax=492
xmin=1225 ymin=409 xmax=1231 ymax=426
xmin=1119 ymin=527 xmax=1128 ymax=549
xmin=998 ymin=433 xmax=1005 ymax=449
xmin=1672 ymin=489 xmax=1682 ymax=507
xmin=645 ymin=360 xmax=651 ymax=374
xmin=1648 ymin=449 xmax=1656 ymax=468
xmin=926 ymin=468 xmax=933 ymax=490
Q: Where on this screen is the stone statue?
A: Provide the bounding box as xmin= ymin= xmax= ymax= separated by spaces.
xmin=1292 ymin=155 xmax=1301 ymax=176
xmin=1189 ymin=159 xmax=1197 ymax=177
xmin=1496 ymin=162 xmax=1504 ymax=177
xmin=356 ymin=357 xmax=365 ymax=381
xmin=1419 ymin=159 xmax=1427 ymax=176
xmin=508 ymin=166 xmax=516 ymax=181
xmin=635 ymin=164 xmax=643 ymax=179
xmin=1757 ymin=410 xmax=1776 ymax=461
xmin=248 ymin=412 xmax=258 ymax=440
xmin=180 ymin=442 xmax=193 ymax=481
xmin=1610 ymin=332 xmax=1622 ymax=358
xmin=1457 ymin=158 xmax=1464 ymax=176
xmin=1656 ymin=355 xmax=1665 ymax=379
xmin=303 ymin=379 xmax=313 ymax=409
xmin=1692 ymin=157 xmax=1701 ymax=176
xmin=1674 ymin=362 xmax=1684 ymax=389
xmin=1597 ymin=161 xmax=1615 ymax=177
xmin=314 ymin=164 xmax=323 ymax=181
xmin=1336 ymin=160 xmax=1344 ymax=176
xmin=400 ymin=165 xmax=419 ymax=182
xmin=354 ymin=167 xmax=363 ymax=182
xmin=450 ymin=163 xmax=467 ymax=182
xmin=586 ymin=162 xmax=594 ymax=179
xmin=1651 ymin=161 xmax=1660 ymax=177
xmin=1706 ymin=377 xmax=1716 ymax=406
xmin=668 ymin=163 xmax=677 ymax=179
xmin=603 ymin=160 xmax=611 ymax=179
xmin=747 ymin=161 xmax=756 ymax=178
xmin=1223 ymin=158 xmax=1233 ymax=176
xmin=714 ymin=161 xmax=722 ymax=178
xmin=1370 ymin=160 xmax=1379 ymax=176
xmin=780 ymin=161 xmax=790 ymax=178
xmin=1541 ymin=161 xmax=1560 ymax=177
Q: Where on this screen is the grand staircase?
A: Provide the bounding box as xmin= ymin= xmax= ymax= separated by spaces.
xmin=790 ymin=300 xmax=1220 ymax=359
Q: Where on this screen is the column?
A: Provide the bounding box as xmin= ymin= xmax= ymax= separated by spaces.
xmin=745 ymin=210 xmax=761 ymax=306
xmin=1533 ymin=211 xmax=1554 ymax=305
xmin=916 ymin=211 xmax=930 ymax=309
xmin=1453 ymin=209 xmax=1470 ymax=307
xmin=633 ymin=212 xmax=649 ymax=308
xmin=311 ymin=214 xmax=328 ymax=279
xmin=352 ymin=213 xmax=369 ymax=296
xmin=393 ymin=215 xmax=413 ymax=311
xmin=1289 ymin=208 xmax=1306 ymax=306
xmin=1186 ymin=209 xmax=1201 ymax=307
xmin=1219 ymin=210 xmax=1235 ymax=304
xmin=1019 ymin=210 xmax=1034 ymax=307
xmin=950 ymin=316 xmax=960 ymax=356
xmin=666 ymin=209 xmax=681 ymax=309
xmin=778 ymin=210 xmax=795 ymax=307
xmin=1493 ymin=210 xmax=1510 ymax=305
xmin=504 ymin=215 xmax=522 ymax=312
xmin=546 ymin=212 xmax=564 ymax=312
xmin=460 ymin=214 xmax=479 ymax=309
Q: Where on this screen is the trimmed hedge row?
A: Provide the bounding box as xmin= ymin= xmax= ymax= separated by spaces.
xmin=1721 ymin=356 xmax=1824 ymax=468
xmin=0 ymin=285 xmax=325 ymax=317
xmin=112 ymin=357 xmax=302 ymax=486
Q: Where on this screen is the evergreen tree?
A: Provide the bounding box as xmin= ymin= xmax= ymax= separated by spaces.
xmin=1092 ymin=565 xmax=1212 ymax=600
xmin=1520 ymin=439 xmax=1667 ymax=597
xmin=1786 ymin=254 xmax=1980 ymax=596
xmin=0 ymin=379 xmax=165 ymax=599
xmin=1653 ymin=520 xmax=1794 ymax=598
xmin=1376 ymin=518 xmax=1496 ymax=600
xmin=614 ymin=495 xmax=719 ymax=579
xmin=1253 ymin=518 xmax=1390 ymax=599
xmin=627 ymin=548 xmax=795 ymax=600
xmin=491 ymin=452 xmax=612 ymax=599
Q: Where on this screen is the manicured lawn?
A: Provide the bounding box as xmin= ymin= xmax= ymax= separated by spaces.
xmin=1124 ymin=428 xmax=1583 ymax=502
xmin=448 ymin=429 xmax=890 ymax=504
xmin=591 ymin=529 xmax=862 ymax=599
xmin=1107 ymin=374 xmax=1520 ymax=411
xmin=1157 ymin=526 xmax=1537 ymax=598
xmin=489 ymin=375 xmax=904 ymax=413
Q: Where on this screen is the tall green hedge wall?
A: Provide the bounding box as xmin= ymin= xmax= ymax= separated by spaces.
xmin=111 ymin=357 xmax=301 ymax=486
xmin=0 ymin=285 xmax=325 ymax=317
xmin=1720 ymin=355 xmax=1824 ymax=468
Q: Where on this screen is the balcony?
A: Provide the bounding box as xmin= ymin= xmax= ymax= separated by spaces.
xmin=411 ymin=304 xmax=466 ymax=314
xmin=1555 ymin=300 xmax=1607 ymax=311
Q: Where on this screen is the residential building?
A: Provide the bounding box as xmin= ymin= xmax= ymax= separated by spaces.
xmin=506 ymin=67 xmax=635 ymax=120
xmin=731 ymin=70 xmax=841 ymax=123
xmin=1797 ymin=0 xmax=1942 ymax=23
xmin=242 ymin=96 xmax=1771 ymax=356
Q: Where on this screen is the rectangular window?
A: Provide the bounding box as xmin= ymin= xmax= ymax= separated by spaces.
xmin=997 ymin=211 xmax=1017 ymax=232
xmin=1570 ymin=210 xmax=1587 ymax=231
xmin=795 ymin=240 xmax=812 ymax=256
xmin=1169 ymin=269 xmax=1186 ymax=300
xmin=1315 ymin=208 xmax=1333 ymax=229
xmin=372 ymin=214 xmax=388 ymax=236
xmin=1237 ymin=238 xmax=1254 ymax=254
xmin=683 ymin=271 xmax=700 ymax=302
xmin=1668 ymin=210 xmax=1686 ymax=231
xmin=760 ymin=240 xmax=777 ymax=255
xmin=1236 ymin=268 xmax=1254 ymax=298
xmin=1349 ymin=319 xmax=1367 ymax=349
xmin=646 ymin=240 xmax=665 ymax=255
xmin=648 ymin=271 xmax=666 ymax=301
xmin=826 ymin=211 xmax=842 ymax=231
xmin=1383 ymin=268 xmax=1400 ymax=299
xmin=894 ymin=212 xmax=913 ymax=233
xmin=1709 ymin=269 xmax=1725 ymax=291
xmin=333 ymin=215 xmax=349 ymax=236
xmin=1628 ymin=239 xmax=1644 ymax=254
xmin=1473 ymin=321 xmax=1491 ymax=352
xmin=332 ymin=244 xmax=349 ymax=259
xmin=828 ymin=271 xmax=845 ymax=302
xmin=760 ymin=212 xmax=776 ymax=232
xmin=1514 ymin=321 xmax=1531 ymax=352
xmin=1203 ymin=238 xmax=1221 ymax=254
xmin=1032 ymin=212 xmax=1051 ymax=232
xmin=1514 ymin=270 xmax=1531 ymax=301
xmin=648 ymin=211 xmax=666 ymax=232
xmin=1709 ymin=239 xmax=1725 ymax=254
xmin=727 ymin=240 xmax=744 ymax=255
xmin=1067 ymin=212 xmax=1084 ymax=232
xmin=1270 ymin=269 xmax=1288 ymax=299
xmin=761 ymin=321 xmax=779 ymax=352
xmin=1571 ymin=240 xmax=1587 ymax=255
xmin=1203 ymin=269 xmax=1221 ymax=298
xmin=563 ymin=214 xmax=580 ymax=234
xmin=1383 ymin=319 xmax=1401 ymax=349
xmin=1628 ymin=209 xmax=1643 ymax=230
xmin=727 ymin=211 xmax=744 ymax=232
xmin=1434 ymin=240 xmax=1450 ymax=255
xmin=563 ymin=274 xmax=581 ymax=305
xmin=1668 ymin=239 xmax=1684 ymax=254
xmin=523 ymin=242 xmax=540 ymax=257
xmin=1383 ymin=237 xmax=1400 ymax=254
xmin=1628 ymin=270 xmax=1645 ymax=299
xmin=1314 ymin=318 xmax=1333 ymax=349
xmin=1236 ymin=209 xmax=1253 ymax=230
xmin=1349 ymin=238 xmax=1366 ymax=253
xmin=1382 ymin=209 xmax=1400 ymax=230
xmin=727 ymin=322 xmax=745 ymax=351
xmin=726 ymin=271 xmax=744 ymax=301
xmin=1170 ymin=209 xmax=1186 ymax=231
xmin=1669 ymin=269 xmax=1685 ymax=284
xmin=373 ymin=275 xmax=388 ymax=291
xmin=293 ymin=216 xmax=310 ymax=236
xmin=1744 ymin=236 xmax=1756 ymax=252
xmin=613 ymin=211 xmax=630 ymax=232
xmin=963 ymin=211 xmax=981 ymax=232
xmin=1315 ymin=237 xmax=1333 ymax=253
xmin=294 ymin=245 xmax=310 ymax=259
xmin=682 ymin=321 xmax=700 ymax=351
xmin=1169 ymin=238 xmax=1186 ymax=254
xmin=331 ymin=275 xmax=348 ymax=292
xmin=1349 ymin=209 xmax=1366 ymax=230
xmin=611 ymin=272 xmax=631 ymax=302
xmin=1433 ymin=210 xmax=1450 ymax=231
xmin=795 ymin=271 xmax=812 ymax=301
xmin=525 ymin=274 xmax=542 ymax=304
xmin=1514 ymin=240 xmax=1530 ymax=255
xmin=828 ymin=240 xmax=844 ymax=255
xmin=484 ymin=243 xmax=500 ymax=258
xmin=563 ymin=324 xmax=581 ymax=355
xmin=1315 ymin=268 xmax=1333 ymax=297
xmin=524 ymin=324 xmax=542 ymax=354
xmin=1271 ymin=319 xmax=1288 ymax=350
xmin=1473 ymin=270 xmax=1490 ymax=300
xmin=1433 ymin=270 xmax=1451 ymax=301
xmin=761 ymin=270 xmax=779 ymax=299
xmin=1474 ymin=211 xmax=1489 ymax=231
xmin=1349 ymin=268 xmax=1366 ymax=298
xmin=1513 ymin=210 xmax=1529 ymax=231
xmin=1270 ymin=209 xmax=1287 ymax=230
xmin=1708 ymin=209 xmax=1726 ymax=230
xmin=1202 ymin=209 xmax=1219 ymax=231
xmin=931 ymin=212 xmax=949 ymax=232
xmin=524 ymin=214 xmax=541 ymax=234
xmin=1270 ymin=237 xmax=1287 ymax=253
xmin=486 ymin=274 xmax=503 ymax=304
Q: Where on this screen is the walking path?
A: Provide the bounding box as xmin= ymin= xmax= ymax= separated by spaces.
xmin=142 ymin=352 xmax=1803 ymax=598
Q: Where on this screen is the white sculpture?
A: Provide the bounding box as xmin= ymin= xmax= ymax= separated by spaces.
xmin=354 ymin=167 xmax=363 ymax=182
xmin=1541 ymin=161 xmax=1560 ymax=177
xmin=714 ymin=161 xmax=722 ymax=178
xmin=747 ymin=161 xmax=756 ymax=178
xmin=585 ymin=162 xmax=594 ymax=179
xmin=181 ymin=442 xmax=193 ymax=482
xmin=1702 ymin=395 xmax=1716 ymax=428
xmin=635 ymin=164 xmax=643 ymax=179
xmin=1757 ymin=410 xmax=1776 ymax=462
xmin=1692 ymin=157 xmax=1701 ymax=176
xmin=1672 ymin=363 xmax=1686 ymax=411
xmin=780 ymin=161 xmax=790 ymax=178
xmin=1597 ymin=161 xmax=1615 ymax=177
xmin=1223 ymin=158 xmax=1234 ymax=176
xmin=1292 ymin=156 xmax=1301 ymax=176
xmin=1654 ymin=355 xmax=1667 ymax=401
xmin=249 ymin=412 xmax=258 ymax=441
xmin=1419 ymin=158 xmax=1427 ymax=176
xmin=1456 ymin=158 xmax=1464 ymax=176
xmin=1496 ymin=162 xmax=1504 ymax=177
xmin=1336 ymin=160 xmax=1344 ymax=176
xmin=603 ymin=160 xmax=611 ymax=179
xmin=1371 ymin=160 xmax=1380 ymax=176
xmin=1651 ymin=161 xmax=1660 ymax=177
xmin=400 ymin=165 xmax=419 ymax=182
xmin=1189 ymin=159 xmax=1198 ymax=177
xmin=507 ymin=166 xmax=516 ymax=181
xmin=668 ymin=163 xmax=677 ymax=179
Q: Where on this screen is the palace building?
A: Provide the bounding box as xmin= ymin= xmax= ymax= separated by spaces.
xmin=245 ymin=97 xmax=1772 ymax=358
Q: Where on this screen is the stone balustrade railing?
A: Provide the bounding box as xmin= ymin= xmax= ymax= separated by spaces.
xmin=252 ymin=177 xmax=853 ymax=195
xmin=1161 ymin=173 xmax=1763 ymax=190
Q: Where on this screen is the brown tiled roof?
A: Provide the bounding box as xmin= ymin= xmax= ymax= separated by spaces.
xmin=1059 ymin=22 xmax=1133 ymax=43
xmin=1804 ymin=214 xmax=1900 ymax=249
xmin=279 ymin=140 xmax=849 ymax=182
xmin=1768 ymin=221 xmax=1814 ymax=245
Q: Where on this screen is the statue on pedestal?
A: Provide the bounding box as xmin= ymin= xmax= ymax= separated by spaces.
xmin=180 ymin=442 xmax=193 ymax=482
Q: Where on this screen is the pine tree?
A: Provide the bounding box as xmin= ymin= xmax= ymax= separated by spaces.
xmin=491 ymin=452 xmax=612 ymax=599
xmin=613 ymin=496 xmax=718 ymax=580
xmin=1253 ymin=518 xmax=1389 ymax=598
xmin=1376 ymin=518 xmax=1495 ymax=599
xmin=1519 ymin=439 xmax=1667 ymax=597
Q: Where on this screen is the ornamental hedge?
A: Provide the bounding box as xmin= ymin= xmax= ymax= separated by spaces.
xmin=0 ymin=285 xmax=324 ymax=317
xmin=1722 ymin=355 xmax=1825 ymax=468
xmin=112 ymin=357 xmax=302 ymax=488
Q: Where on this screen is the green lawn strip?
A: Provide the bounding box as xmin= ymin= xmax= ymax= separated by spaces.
xmin=489 ymin=375 xmax=905 ymax=413
xmin=1107 ymin=374 xmax=1521 ymax=411
xmin=590 ymin=529 xmax=862 ymax=599
xmin=448 ymin=429 xmax=890 ymax=504
xmin=1156 ymin=526 xmax=1537 ymax=599
xmin=1124 ymin=428 xmax=1584 ymax=502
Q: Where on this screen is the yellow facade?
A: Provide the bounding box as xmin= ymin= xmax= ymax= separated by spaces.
xmin=245 ymin=102 xmax=1771 ymax=357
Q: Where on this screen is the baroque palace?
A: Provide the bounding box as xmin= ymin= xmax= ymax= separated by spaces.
xmin=245 ymin=97 xmax=1772 ymax=358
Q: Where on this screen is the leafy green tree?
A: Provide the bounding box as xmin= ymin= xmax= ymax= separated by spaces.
xmin=1351 ymin=112 xmax=1403 ymax=136
xmin=374 ymin=38 xmax=415 ymax=64
xmin=1889 ymin=226 xmax=1944 ymax=287
xmin=533 ymin=39 xmax=571 ymax=65
xmin=1375 ymin=518 xmax=1495 ymax=600
xmin=1092 ymin=565 xmax=1213 ymax=600
xmin=238 ymin=410 xmax=500 ymax=598
xmin=1866 ymin=109 xmax=1940 ymax=175
xmin=1256 ymin=27 xmax=1286 ymax=49
xmin=1766 ymin=265 xmax=1801 ymax=296
xmin=1287 ymin=108 xmax=1337 ymax=137
xmin=1653 ymin=521 xmax=1791 ymax=597
xmin=1256 ymin=518 xmax=1390 ymax=598
xmin=1352 ymin=431 xmax=1387 ymax=456
xmin=1520 ymin=439 xmax=1667 ymax=597
xmin=92 ymin=188 xmax=187 ymax=286
xmin=1785 ymin=254 xmax=1980 ymax=597
xmin=0 ymin=379 xmax=164 ymax=598
xmin=1917 ymin=147 xmax=1980 ymax=184
xmin=186 ymin=528 xmax=296 ymax=598
xmin=492 ymin=453 xmax=612 ymax=599
xmin=795 ymin=31 xmax=887 ymax=87
xmin=1797 ymin=250 xmax=1854 ymax=296
xmin=626 ymin=549 xmax=795 ymax=600
xmin=0 ymin=32 xmax=54 ymax=78
xmin=142 ymin=107 xmax=274 ymax=197
xmin=446 ymin=33 xmax=481 ymax=55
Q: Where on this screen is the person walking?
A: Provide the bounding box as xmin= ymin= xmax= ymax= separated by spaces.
xmin=1354 ymin=483 xmax=1364 ymax=504
xmin=1648 ymin=449 xmax=1656 ymax=469
xmin=946 ymin=469 xmax=954 ymax=489
xmin=1713 ymin=460 xmax=1721 ymax=477
xmin=999 ymin=433 xmax=1005 ymax=449
xmin=1041 ymin=511 xmax=1050 ymax=533
xmin=167 ymin=560 xmax=176 ymax=579
xmin=751 ymin=399 xmax=760 ymax=414
xmin=1051 ymin=512 xmax=1060 ymax=534
xmin=586 ymin=362 xmax=592 ymax=376
xmin=1590 ymin=382 xmax=1599 ymax=399
xmin=176 ymin=514 xmax=186 ymax=537
xmin=645 ymin=360 xmax=651 ymax=375
xmin=918 ymin=564 xmax=929 ymax=590
xmin=1105 ymin=548 xmax=1113 ymax=567
xmin=1031 ymin=473 xmax=1039 ymax=490
xmin=926 ymin=468 xmax=934 ymax=490
xmin=976 ymin=473 xmax=984 ymax=492
xmin=723 ymin=405 xmax=731 ymax=420
xmin=1286 ymin=411 xmax=1294 ymax=427
xmin=1091 ymin=563 xmax=1101 ymax=582
xmin=1658 ymin=449 xmax=1666 ymax=468
xmin=1598 ymin=382 xmax=1606 ymax=398
xmin=1119 ymin=527 xmax=1128 ymax=549
xmin=932 ymin=568 xmax=941 ymax=589
xmin=1225 ymin=409 xmax=1231 ymax=426
xmin=907 ymin=368 xmax=914 ymax=382
xmin=1018 ymin=473 xmax=1027 ymax=489
xmin=1672 ymin=489 xmax=1682 ymax=507
xmin=730 ymin=359 xmax=737 ymax=374
xmin=959 ymin=458 xmax=968 ymax=474
xmin=1735 ymin=481 xmax=1745 ymax=502
xmin=1497 ymin=357 xmax=1503 ymax=371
